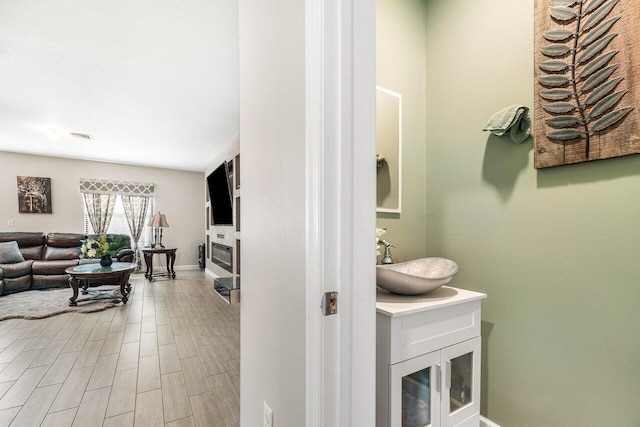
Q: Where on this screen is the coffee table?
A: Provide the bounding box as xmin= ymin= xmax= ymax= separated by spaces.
xmin=65 ymin=262 xmax=136 ymax=306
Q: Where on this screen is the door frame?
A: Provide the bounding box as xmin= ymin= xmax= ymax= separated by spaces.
xmin=305 ymin=0 xmax=377 ymax=425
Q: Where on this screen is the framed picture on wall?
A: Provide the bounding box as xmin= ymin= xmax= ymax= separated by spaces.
xmin=17 ymin=176 xmax=52 ymax=213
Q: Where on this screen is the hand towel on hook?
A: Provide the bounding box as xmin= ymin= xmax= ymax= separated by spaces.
xmin=483 ymin=105 xmax=531 ymax=144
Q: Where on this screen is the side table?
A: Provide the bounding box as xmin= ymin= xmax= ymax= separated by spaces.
xmin=142 ymin=247 xmax=177 ymax=281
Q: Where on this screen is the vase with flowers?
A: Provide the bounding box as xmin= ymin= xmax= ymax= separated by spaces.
xmin=80 ymin=235 xmax=129 ymax=267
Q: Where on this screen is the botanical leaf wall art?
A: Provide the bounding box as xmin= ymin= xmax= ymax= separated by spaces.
xmin=534 ymin=0 xmax=640 ymax=168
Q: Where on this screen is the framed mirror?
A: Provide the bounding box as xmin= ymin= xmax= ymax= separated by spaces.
xmin=376 ymin=86 xmax=402 ymax=213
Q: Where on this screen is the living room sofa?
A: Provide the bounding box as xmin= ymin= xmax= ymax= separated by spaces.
xmin=0 ymin=232 xmax=134 ymax=295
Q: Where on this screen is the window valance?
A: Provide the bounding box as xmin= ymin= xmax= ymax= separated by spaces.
xmin=79 ymin=178 xmax=155 ymax=197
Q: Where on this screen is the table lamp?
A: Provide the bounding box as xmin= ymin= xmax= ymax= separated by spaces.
xmin=148 ymin=212 xmax=170 ymax=248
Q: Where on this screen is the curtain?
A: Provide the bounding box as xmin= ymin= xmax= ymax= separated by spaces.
xmin=121 ymin=195 xmax=151 ymax=268
xmin=83 ymin=193 xmax=117 ymax=234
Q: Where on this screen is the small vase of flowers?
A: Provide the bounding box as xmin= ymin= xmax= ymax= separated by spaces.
xmin=80 ymin=235 xmax=128 ymax=267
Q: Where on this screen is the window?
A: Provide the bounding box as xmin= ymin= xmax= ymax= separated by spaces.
xmin=83 ymin=196 xmax=153 ymax=247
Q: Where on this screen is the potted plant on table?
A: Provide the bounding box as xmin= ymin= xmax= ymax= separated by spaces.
xmin=80 ymin=235 xmax=129 ymax=267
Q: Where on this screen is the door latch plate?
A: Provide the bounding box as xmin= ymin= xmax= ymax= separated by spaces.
xmin=321 ymin=291 xmax=338 ymax=315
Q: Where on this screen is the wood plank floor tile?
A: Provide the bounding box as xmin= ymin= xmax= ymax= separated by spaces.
xmin=165 ymin=416 xmax=196 ymax=427
xmin=134 ymin=389 xmax=164 ymax=427
xmin=208 ymin=373 xmax=239 ymax=425
xmin=180 ymin=357 xmax=210 ymax=396
xmin=0 ymin=338 xmax=34 ymax=364
xmin=222 ymin=358 xmax=240 ymax=393
xmin=9 ymin=383 xmax=61 ymax=427
xmin=100 ymin=331 xmax=124 ymax=356
xmin=0 ymin=366 xmax=48 ymax=410
xmin=108 ymin=314 xmax=127 ymax=334
xmin=189 ymin=391 xmax=225 ymax=427
xmin=23 ymin=336 xmax=51 ymax=352
xmin=0 ymin=381 xmax=15 ymax=401
xmin=141 ymin=317 xmax=157 ymax=334
xmin=156 ymin=324 xmax=175 ymax=346
xmin=30 ymin=339 xmax=68 ymax=368
xmin=49 ymin=366 xmax=93 ymax=412
xmin=87 ymin=354 xmax=119 ymax=391
xmin=140 ymin=332 xmax=158 ymax=358
xmin=0 ymin=407 xmax=20 ymax=427
xmin=61 ymin=330 xmax=90 ymax=354
xmin=196 ymin=345 xmax=225 ymax=377
xmin=105 ymin=369 xmax=137 ymax=418
xmin=102 ymin=411 xmax=134 ymax=427
xmin=39 ymin=351 xmax=80 ymax=387
xmin=0 ymin=350 xmax=41 ymax=382
xmin=72 ymin=386 xmax=111 ymax=427
xmin=122 ymin=323 xmax=141 ymax=344
xmin=88 ymin=321 xmax=111 ymax=342
xmin=74 ymin=339 xmax=104 ymax=369
xmin=159 ymin=344 xmax=181 ymax=375
xmin=169 ymin=317 xmax=188 ymax=336
xmin=40 ymin=408 xmax=77 ymax=427
xmin=174 ymin=334 xmax=198 ymax=360
xmin=188 ymin=326 xmax=211 ymax=348
xmin=161 ymin=371 xmax=191 ymax=423
xmin=97 ymin=308 xmax=116 ymax=323
xmin=116 ymin=342 xmax=139 ymax=372
xmin=137 ymin=355 xmax=161 ymax=393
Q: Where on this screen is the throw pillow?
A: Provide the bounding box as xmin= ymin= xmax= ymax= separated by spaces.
xmin=0 ymin=241 xmax=26 ymax=264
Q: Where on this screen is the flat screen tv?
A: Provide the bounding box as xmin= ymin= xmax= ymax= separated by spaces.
xmin=207 ymin=162 xmax=233 ymax=225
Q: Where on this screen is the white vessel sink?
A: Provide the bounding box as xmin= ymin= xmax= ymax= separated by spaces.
xmin=376 ymin=257 xmax=459 ymax=295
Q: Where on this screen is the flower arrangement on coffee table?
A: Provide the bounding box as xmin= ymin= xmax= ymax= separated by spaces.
xmin=80 ymin=235 xmax=129 ymax=266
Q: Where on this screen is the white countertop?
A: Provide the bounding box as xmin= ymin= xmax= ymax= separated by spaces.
xmin=376 ymin=286 xmax=486 ymax=317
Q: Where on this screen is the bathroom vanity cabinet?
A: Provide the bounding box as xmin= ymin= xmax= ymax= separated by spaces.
xmin=376 ymin=286 xmax=486 ymax=427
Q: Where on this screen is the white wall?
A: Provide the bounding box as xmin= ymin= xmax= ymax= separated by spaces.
xmin=0 ymin=151 xmax=204 ymax=267
xmin=239 ymin=0 xmax=307 ymax=424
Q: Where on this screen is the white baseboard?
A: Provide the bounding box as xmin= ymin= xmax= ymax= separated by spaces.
xmin=204 ymin=268 xmax=218 ymax=279
xmin=480 ymin=416 xmax=501 ymax=427
xmin=174 ymin=265 xmax=200 ymax=271
xmin=152 ymin=265 xmax=200 ymax=272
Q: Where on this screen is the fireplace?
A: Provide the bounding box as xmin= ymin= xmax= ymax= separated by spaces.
xmin=210 ymin=242 xmax=232 ymax=273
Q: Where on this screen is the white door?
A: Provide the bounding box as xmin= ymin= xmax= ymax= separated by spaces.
xmin=239 ymin=0 xmax=376 ymax=424
xmin=305 ymin=0 xmax=377 ymax=426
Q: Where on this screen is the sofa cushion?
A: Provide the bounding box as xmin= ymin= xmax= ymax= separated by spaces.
xmin=0 ymin=241 xmax=26 ymax=264
xmin=43 ymin=246 xmax=82 ymax=261
xmin=0 ymin=232 xmax=45 ymax=246
xmin=46 ymin=233 xmax=84 ymax=248
xmin=32 ymin=274 xmax=70 ymax=290
xmin=0 ymin=260 xmax=33 ymax=278
xmin=0 ymin=232 xmax=46 ymax=261
xmin=2 ymin=276 xmax=31 ymax=294
xmin=32 ymin=260 xmax=79 ymax=275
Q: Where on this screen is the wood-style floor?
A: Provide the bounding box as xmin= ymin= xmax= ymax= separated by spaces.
xmin=0 ymin=270 xmax=239 ymax=427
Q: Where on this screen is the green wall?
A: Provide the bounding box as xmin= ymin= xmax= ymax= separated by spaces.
xmin=376 ymin=0 xmax=428 ymax=264
xmin=423 ymin=0 xmax=640 ymax=425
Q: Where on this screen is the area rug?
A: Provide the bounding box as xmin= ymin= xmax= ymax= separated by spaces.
xmin=0 ymin=286 xmax=131 ymax=321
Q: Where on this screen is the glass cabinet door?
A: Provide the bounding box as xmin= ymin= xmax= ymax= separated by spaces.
xmin=390 ymin=351 xmax=441 ymax=427
xmin=441 ymin=337 xmax=481 ymax=426
xmin=402 ymin=367 xmax=432 ymax=426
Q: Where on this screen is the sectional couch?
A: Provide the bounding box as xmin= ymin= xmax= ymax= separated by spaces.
xmin=0 ymin=232 xmax=134 ymax=295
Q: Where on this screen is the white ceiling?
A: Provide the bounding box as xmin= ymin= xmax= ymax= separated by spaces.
xmin=0 ymin=0 xmax=238 ymax=172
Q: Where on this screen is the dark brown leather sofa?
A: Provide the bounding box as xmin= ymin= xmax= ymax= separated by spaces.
xmin=0 ymin=232 xmax=134 ymax=295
